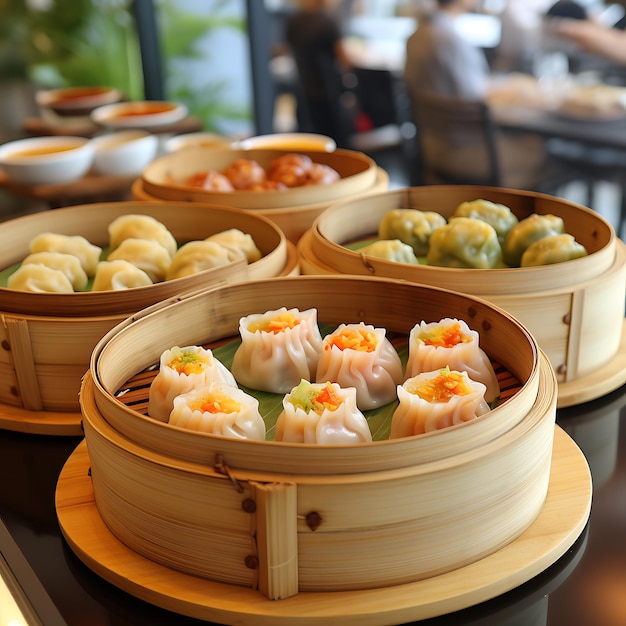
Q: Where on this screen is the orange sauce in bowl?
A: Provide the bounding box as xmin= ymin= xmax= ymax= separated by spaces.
xmin=50 ymin=87 xmax=113 ymax=103
xmin=9 ymin=145 xmax=80 ymax=157
xmin=112 ymin=103 xmax=178 ymax=118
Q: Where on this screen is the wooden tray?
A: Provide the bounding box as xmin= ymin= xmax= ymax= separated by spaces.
xmin=56 ymin=425 xmax=591 ymax=625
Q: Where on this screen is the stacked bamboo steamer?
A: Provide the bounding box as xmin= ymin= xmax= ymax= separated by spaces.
xmin=131 ymin=147 xmax=389 ymax=243
xmin=298 ymin=185 xmax=626 ymax=407
xmin=0 ymin=201 xmax=298 ymax=435
xmin=55 ymin=275 xmax=591 ymax=623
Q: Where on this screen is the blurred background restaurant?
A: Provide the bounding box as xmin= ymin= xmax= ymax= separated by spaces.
xmin=1 ymin=0 xmax=626 ymax=238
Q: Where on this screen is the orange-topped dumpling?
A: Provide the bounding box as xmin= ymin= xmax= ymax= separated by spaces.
xmin=231 ymin=307 xmax=323 ymax=394
xmin=406 ymin=318 xmax=499 ymax=404
xmin=316 ymin=322 xmax=403 ymax=410
xmin=390 ymin=366 xmax=490 ymax=438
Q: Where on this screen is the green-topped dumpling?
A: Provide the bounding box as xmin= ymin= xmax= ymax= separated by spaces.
xmin=520 ymin=233 xmax=588 ymax=267
xmin=359 ymin=239 xmax=420 ymax=264
xmin=426 ymin=218 xmax=503 ymax=269
xmin=502 ymin=213 xmax=565 ymax=267
xmin=378 ymin=208 xmax=447 ymax=257
xmin=450 ymin=199 xmax=518 ymax=245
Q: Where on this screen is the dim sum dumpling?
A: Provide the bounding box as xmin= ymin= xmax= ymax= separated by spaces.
xmin=316 ymin=322 xmax=404 ymax=410
xmin=148 ymin=345 xmax=238 ymax=422
xmin=21 ymin=251 xmax=88 ymax=291
xmin=231 ymin=307 xmax=324 ymax=394
xmin=29 ymin=232 xmax=102 ymax=276
xmin=169 ymin=383 xmax=266 ymax=441
xmin=92 ymin=260 xmax=153 ymax=291
xmin=108 ymin=214 xmax=177 ymax=258
xmin=390 ymin=367 xmax=490 ymax=438
xmin=7 ymin=264 xmax=74 ymax=293
xmin=405 ymin=318 xmax=499 ymax=403
xmin=378 ymin=208 xmax=447 ymax=257
xmin=520 ymin=233 xmax=587 ymax=267
xmin=426 ymin=218 xmax=503 ymax=269
xmin=450 ymin=199 xmax=518 ymax=245
xmin=502 ymin=213 xmax=565 ymax=267
xmin=165 ymin=240 xmax=233 ymax=280
xmin=106 ymin=237 xmax=171 ymax=282
xmin=206 ymin=228 xmax=262 ymax=263
xmin=275 ymin=379 xmax=372 ymax=444
xmin=359 ymin=239 xmax=419 ymax=264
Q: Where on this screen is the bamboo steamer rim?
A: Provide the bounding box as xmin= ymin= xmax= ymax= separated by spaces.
xmin=86 ymin=275 xmax=542 ymax=474
xmin=311 ymin=185 xmax=617 ymax=295
xmin=0 ymin=200 xmax=288 ymax=316
xmin=140 ymin=147 xmax=378 ymax=209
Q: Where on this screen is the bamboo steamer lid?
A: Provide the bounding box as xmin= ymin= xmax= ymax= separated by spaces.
xmin=301 ymin=185 xmax=626 ymax=406
xmin=76 ymin=275 xmax=559 ymax=602
xmin=0 ymin=201 xmax=297 ymax=419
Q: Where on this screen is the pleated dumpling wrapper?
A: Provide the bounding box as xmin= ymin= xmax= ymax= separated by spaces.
xmin=275 ymin=379 xmax=372 ymax=444
xmin=406 ymin=318 xmax=499 ymax=404
xmin=316 ymin=322 xmax=404 ymax=410
xmin=390 ymin=367 xmax=490 ymax=438
xmin=108 ymin=213 xmax=178 ymax=258
xmin=169 ymin=383 xmax=266 ymax=441
xmin=231 ymin=307 xmax=323 ymax=394
xmin=29 ymin=232 xmax=102 ymax=276
xmin=148 ymin=345 xmax=237 ymax=422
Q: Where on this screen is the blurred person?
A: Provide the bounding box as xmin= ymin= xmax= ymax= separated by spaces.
xmin=403 ymin=0 xmax=547 ymax=189
xmin=284 ymin=0 xmax=356 ymax=146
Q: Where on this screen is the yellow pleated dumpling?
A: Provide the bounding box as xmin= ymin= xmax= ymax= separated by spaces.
xmin=108 ymin=214 xmax=177 ymax=258
xmin=21 ymin=251 xmax=88 ymax=291
xmin=29 ymin=232 xmax=102 ymax=276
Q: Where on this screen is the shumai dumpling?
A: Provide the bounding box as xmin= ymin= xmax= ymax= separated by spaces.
xmin=378 ymin=208 xmax=447 ymax=257
xmin=450 ymin=199 xmax=518 ymax=245
xmin=426 ymin=217 xmax=503 ymax=269
xmin=359 ymin=239 xmax=419 ymax=264
xmin=520 ymin=233 xmax=588 ymax=267
xmin=502 ymin=213 xmax=565 ymax=267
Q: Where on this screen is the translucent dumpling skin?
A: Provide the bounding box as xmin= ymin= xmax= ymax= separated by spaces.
xmin=502 ymin=213 xmax=565 ymax=267
xmin=378 ymin=208 xmax=447 ymax=257
xmin=520 ymin=233 xmax=588 ymax=267
xmin=426 ymin=217 xmax=503 ymax=269
xmin=451 ymin=199 xmax=518 ymax=244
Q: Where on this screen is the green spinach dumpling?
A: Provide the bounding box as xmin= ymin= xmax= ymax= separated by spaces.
xmin=359 ymin=239 xmax=420 ymax=264
xmin=520 ymin=234 xmax=588 ymax=267
xmin=502 ymin=213 xmax=565 ymax=267
xmin=451 ymin=199 xmax=518 ymax=245
xmin=426 ymin=218 xmax=502 ymax=269
xmin=378 ymin=208 xmax=447 ymax=257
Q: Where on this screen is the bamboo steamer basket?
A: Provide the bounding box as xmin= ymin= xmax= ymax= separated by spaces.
xmin=134 ymin=147 xmax=389 ymax=243
xmin=0 ymin=201 xmax=298 ymax=430
xmin=76 ymin=276 xmax=560 ymax=607
xmin=299 ymin=185 xmax=626 ymax=407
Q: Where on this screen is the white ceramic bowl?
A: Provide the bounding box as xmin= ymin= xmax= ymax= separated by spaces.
xmin=238 ymin=132 xmax=337 ymax=152
xmin=164 ymin=132 xmax=236 ymax=154
xmin=91 ymin=101 xmax=188 ymax=129
xmin=0 ymin=136 xmax=95 ymax=186
xmin=91 ymin=130 xmax=159 ymax=176
xmin=36 ymin=86 xmax=123 ymax=118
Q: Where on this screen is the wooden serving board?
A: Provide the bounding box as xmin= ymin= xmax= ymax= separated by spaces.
xmin=55 ymin=426 xmax=591 ymax=625
xmin=0 ymin=403 xmax=82 ymax=436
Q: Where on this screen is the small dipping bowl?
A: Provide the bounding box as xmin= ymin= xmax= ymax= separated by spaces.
xmin=91 ymin=130 xmax=159 ymax=177
xmin=91 ymin=101 xmax=188 ymax=130
xmin=0 ymin=136 xmax=95 ymax=186
xmin=36 ymin=86 xmax=123 ymax=118
xmin=238 ymin=132 xmax=337 ymax=152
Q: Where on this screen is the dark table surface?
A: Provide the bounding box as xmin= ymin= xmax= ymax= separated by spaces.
xmin=1 ymin=382 xmax=625 ymax=626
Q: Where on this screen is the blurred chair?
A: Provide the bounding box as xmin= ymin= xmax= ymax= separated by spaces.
xmin=407 ymin=91 xmax=502 ymax=186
